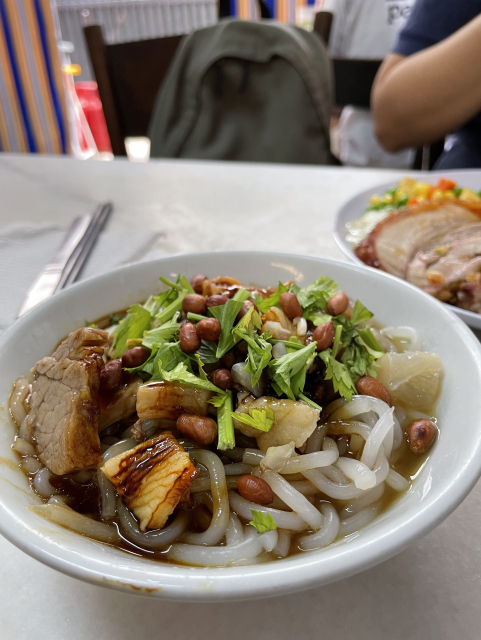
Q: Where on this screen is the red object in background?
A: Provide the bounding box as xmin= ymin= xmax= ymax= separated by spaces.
xmin=75 ymin=81 xmax=112 ymax=153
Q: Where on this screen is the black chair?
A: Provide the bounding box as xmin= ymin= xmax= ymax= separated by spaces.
xmin=84 ymin=25 xmax=183 ymax=156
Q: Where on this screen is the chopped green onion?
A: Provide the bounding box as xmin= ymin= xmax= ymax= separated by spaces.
xmin=233 ymin=288 xmax=251 ymax=302
xmin=217 ymin=391 xmax=235 ymax=450
xmin=298 ymin=392 xmax=322 ymax=411
xmin=187 ymin=312 xmax=207 ymax=322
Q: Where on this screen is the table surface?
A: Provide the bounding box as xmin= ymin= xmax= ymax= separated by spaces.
xmin=0 ymin=154 xmax=479 ymax=640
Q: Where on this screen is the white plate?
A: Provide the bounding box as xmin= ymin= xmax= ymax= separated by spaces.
xmin=1 ymin=251 xmax=481 ymax=601
xmin=333 ymin=170 xmax=481 ymax=330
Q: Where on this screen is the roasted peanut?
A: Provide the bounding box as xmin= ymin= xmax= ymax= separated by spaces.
xmin=197 ymin=317 xmax=221 ymax=341
xmin=121 ymin=346 xmax=150 ymax=368
xmin=177 ymin=414 xmax=218 ymax=445
xmin=191 ymin=274 xmax=207 ymax=294
xmin=206 ymin=294 xmax=228 ymax=308
xmin=236 ymin=299 xmax=258 ymax=321
xmin=312 ymin=321 xmax=335 ymax=351
xmin=182 ymin=293 xmax=207 ymax=315
xmin=327 ymin=292 xmax=349 ymax=316
xmin=279 ymin=291 xmax=303 ymax=320
xmin=236 ymin=475 xmax=274 ymax=505
xmin=210 ymin=368 xmax=233 ymax=390
xmin=406 ymin=419 xmax=437 ymax=455
xmin=356 ymin=376 xmax=392 ymax=406
xmin=179 ymin=322 xmax=201 ymax=353
xmin=100 ymin=359 xmax=122 ymax=392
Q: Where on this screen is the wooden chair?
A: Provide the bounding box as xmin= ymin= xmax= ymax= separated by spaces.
xmin=313 ymin=11 xmax=333 ymax=47
xmin=84 ymin=26 xmax=183 ymax=156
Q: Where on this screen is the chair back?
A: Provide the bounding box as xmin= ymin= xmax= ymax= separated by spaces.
xmin=84 ymin=26 xmax=182 ymax=155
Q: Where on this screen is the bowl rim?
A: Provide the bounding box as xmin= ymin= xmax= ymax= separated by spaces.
xmin=1 ymin=250 xmax=481 ymax=601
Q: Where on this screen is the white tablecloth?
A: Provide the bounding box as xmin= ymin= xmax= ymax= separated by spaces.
xmin=1 ymin=154 xmax=479 ymax=640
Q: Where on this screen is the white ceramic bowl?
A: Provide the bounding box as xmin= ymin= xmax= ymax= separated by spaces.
xmin=1 ymin=251 xmax=481 ymax=601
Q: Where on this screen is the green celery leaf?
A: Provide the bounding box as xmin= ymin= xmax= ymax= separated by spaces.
xmin=159 ymin=362 xmax=223 ymax=393
xmin=142 ymin=314 xmax=181 ymax=349
xmin=235 ymin=306 xmax=262 ymax=334
xmin=255 ymin=282 xmax=288 ymax=314
xmin=268 ymin=342 xmax=317 ymax=400
xmin=149 ymin=342 xmax=189 ymax=379
xmin=209 ymin=299 xmax=245 ymax=358
xmin=112 ymin=304 xmax=152 ymax=357
xmin=291 ymin=276 xmax=338 ymax=310
xmin=267 ymin=338 xmax=305 ymax=351
xmin=232 ymin=407 xmax=275 ymax=432
xmin=305 ymin=310 xmax=332 ymax=327
xmin=350 ymin=300 xmax=374 ymax=326
xmin=217 ymin=390 xmax=235 ymax=450
xmin=195 ymin=340 xmax=219 ymax=364
xmin=249 ymin=509 xmax=277 ymax=533
xmin=209 ymin=393 xmax=228 ymax=408
xmin=233 ymin=288 xmax=250 ymax=302
xmin=356 ymin=327 xmax=384 ymax=357
xmin=319 ymin=349 xmax=357 ymax=401
xmin=194 ymin=354 xmax=208 ymax=380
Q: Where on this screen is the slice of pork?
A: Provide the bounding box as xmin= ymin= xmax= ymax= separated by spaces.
xmin=406 ymin=222 xmax=481 ymax=311
xmin=28 ymin=327 xmax=109 ymax=475
xmin=355 ymin=203 xmax=479 ymax=278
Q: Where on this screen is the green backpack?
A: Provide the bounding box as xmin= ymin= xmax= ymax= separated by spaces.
xmin=149 ymin=20 xmax=332 ymax=164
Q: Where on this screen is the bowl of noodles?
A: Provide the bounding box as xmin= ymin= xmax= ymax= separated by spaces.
xmin=1 ymin=251 xmax=481 ymax=601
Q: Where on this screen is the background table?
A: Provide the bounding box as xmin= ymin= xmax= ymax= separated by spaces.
xmin=0 ymin=154 xmax=479 ymax=640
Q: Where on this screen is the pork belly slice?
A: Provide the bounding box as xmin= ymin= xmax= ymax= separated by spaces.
xmin=101 ymin=431 xmax=197 ymax=531
xmin=355 ymin=203 xmax=479 ymax=278
xmin=234 ymin=395 xmax=319 ymax=451
xmin=136 ymin=380 xmax=213 ymax=421
xmin=28 ymin=327 xmax=109 ymax=475
xmin=98 ymin=377 xmax=142 ymax=432
xmin=406 ymin=222 xmax=481 ymax=311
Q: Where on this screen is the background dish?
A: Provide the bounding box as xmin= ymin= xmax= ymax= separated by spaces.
xmin=333 ymin=170 xmax=481 ymax=330
xmin=1 ymin=251 xmax=481 ymax=601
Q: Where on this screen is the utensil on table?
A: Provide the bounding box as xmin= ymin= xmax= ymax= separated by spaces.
xmin=17 ymin=202 xmax=112 ymax=317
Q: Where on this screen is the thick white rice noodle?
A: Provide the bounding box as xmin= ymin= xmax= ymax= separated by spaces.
xmin=9 ymin=377 xmax=30 ymax=426
xmin=339 ymin=483 xmax=385 ymax=518
xmin=302 ymin=468 xmax=364 ymax=500
xmin=117 ymin=500 xmax=188 ymax=549
xmin=339 ymin=504 xmax=380 ymax=537
xmin=335 ymin=458 xmax=377 ymax=490
xmin=224 ymin=463 xmax=254 ymax=476
xmin=31 ymin=503 xmax=119 ymax=543
xmin=261 ymin=470 xmax=323 ymax=530
xmin=380 ymin=326 xmax=423 ymax=352
xmin=167 ymin=528 xmax=278 ymax=567
xmin=182 ymin=450 xmax=229 ymax=546
xmin=276 ymin=447 xmax=338 ymax=474
xmin=386 ymin=468 xmax=410 ymax=491
xmin=99 ymin=438 xmax=136 ymax=519
xmin=299 ymin=503 xmax=340 ymax=550
xmin=326 ymin=421 xmax=371 ymax=442
xmin=243 ymin=449 xmax=265 ymax=466
xmin=229 ymin=490 xmax=306 ymax=531
xmin=272 ymin=529 xmax=291 ymax=557
xmin=33 ymin=467 xmax=58 ymax=498
xmin=305 ymin=424 xmax=328 ymax=453
xmin=12 ymin=437 xmax=35 ymax=456
xmin=289 ymin=480 xmax=320 ymax=496
xmin=190 ymin=476 xmax=240 ymax=493
xmin=361 ymin=407 xmax=395 ymax=469
xmin=322 ymin=465 xmax=350 ymax=484
xmin=226 ymin=513 xmax=245 ymax=546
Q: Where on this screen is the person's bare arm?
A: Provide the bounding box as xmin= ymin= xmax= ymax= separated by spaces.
xmin=372 ymin=13 xmax=481 ymax=152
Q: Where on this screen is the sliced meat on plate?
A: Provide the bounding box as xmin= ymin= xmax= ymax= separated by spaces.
xmin=355 ymin=203 xmax=480 ymax=278
xmin=28 ymin=327 xmax=109 ymax=475
xmin=406 ymin=222 xmax=481 ymax=312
